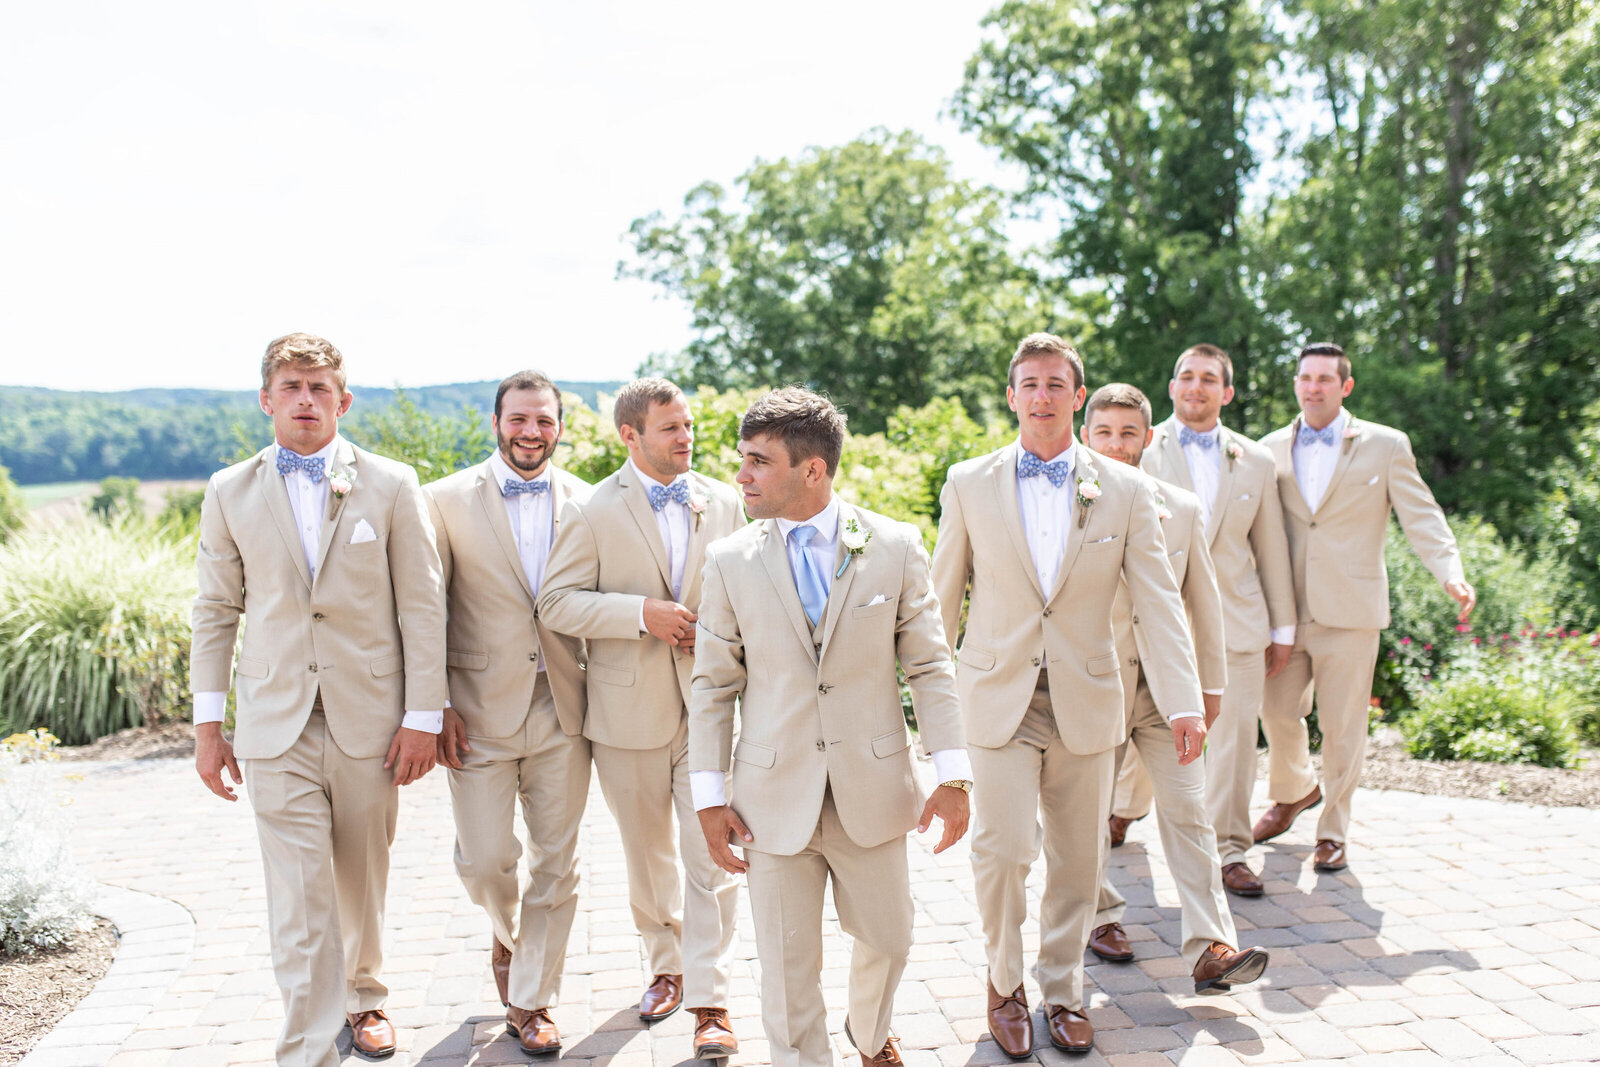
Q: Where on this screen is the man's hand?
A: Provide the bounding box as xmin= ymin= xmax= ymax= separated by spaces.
xmin=436 ymin=707 xmax=470 ymax=770
xmin=1445 ymin=579 xmax=1476 ymax=623
xmin=1172 ymin=716 xmax=1207 ymax=766
xmin=1265 ymin=641 xmax=1293 ymax=679
xmin=385 ymin=726 xmax=438 ymax=785
xmin=195 ymin=721 xmax=241 ymax=801
xmin=697 ymin=805 xmax=752 ymax=874
xmin=643 ymin=598 xmax=698 ymax=649
xmin=1202 ymin=692 xmax=1222 ymax=731
xmin=917 ymin=785 xmax=970 ymax=854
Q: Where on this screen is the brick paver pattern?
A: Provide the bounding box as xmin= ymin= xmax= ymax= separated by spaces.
xmin=38 ymin=757 xmax=1600 ymax=1067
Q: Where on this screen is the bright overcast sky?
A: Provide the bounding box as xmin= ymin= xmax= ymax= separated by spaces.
xmin=0 ymin=1 xmax=1015 ymax=391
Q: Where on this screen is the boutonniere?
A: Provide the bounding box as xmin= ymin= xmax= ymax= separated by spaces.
xmin=836 ymin=517 xmax=872 ymax=578
xmin=1342 ymin=425 xmax=1359 ymax=454
xmin=688 ymin=493 xmax=707 ymax=529
xmin=1075 ymin=476 xmax=1101 ymax=528
xmin=1225 ymin=440 xmax=1243 ymax=471
xmin=1155 ymin=493 xmax=1172 ymax=522
xmin=328 ymin=469 xmax=355 ymax=498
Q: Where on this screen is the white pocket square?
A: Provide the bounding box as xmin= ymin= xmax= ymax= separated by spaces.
xmin=1367 ymin=475 xmax=1380 ymax=486
xmin=1090 ymin=535 xmax=1118 ymax=544
xmin=864 ymin=593 xmax=890 ymax=607
xmin=1238 ymin=493 xmax=1252 ymax=501
xmin=1169 ymin=549 xmax=1185 ymax=557
xmin=349 ymin=519 xmax=378 ymax=544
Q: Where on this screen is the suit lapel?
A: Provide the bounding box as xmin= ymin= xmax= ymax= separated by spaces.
xmin=1278 ymin=416 xmax=1313 ymax=522
xmin=310 ymin=439 xmax=355 ymax=588
xmin=679 ymin=476 xmax=711 ymax=606
xmin=757 ymin=521 xmax=819 ymax=663
xmin=618 ymin=465 xmax=675 ymax=594
xmin=1045 ymin=444 xmax=1095 ymax=605
xmin=1206 ymin=425 xmax=1239 ymax=545
xmin=477 ymin=464 xmax=535 ymax=602
xmin=1319 ymin=413 xmax=1361 ymax=507
xmin=1154 ymin=420 xmax=1195 ymax=493
xmin=258 ymin=448 xmax=313 ymax=591
xmin=992 ymin=445 xmax=1044 ymax=600
xmin=817 ymin=504 xmax=864 ymax=657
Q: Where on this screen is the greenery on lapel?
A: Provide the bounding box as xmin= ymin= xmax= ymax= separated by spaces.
xmin=836 ymin=516 xmax=871 ymax=578
xmin=1075 ymin=476 xmax=1101 ymax=528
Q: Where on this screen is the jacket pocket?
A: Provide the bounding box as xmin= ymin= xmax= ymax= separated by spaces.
xmin=446 ymin=649 xmax=488 ymax=670
xmin=588 ymin=661 xmax=635 ymax=687
xmin=851 ymin=598 xmax=897 ymax=619
xmin=871 ymin=728 xmax=911 ymax=758
xmin=371 ymin=654 xmax=404 ymax=678
xmin=959 ymin=646 xmax=996 ymax=672
xmin=1087 ymin=652 xmax=1120 ymax=677
xmin=1347 ymin=562 xmax=1384 ymax=580
xmin=235 ymin=656 xmax=269 ymax=680
xmin=734 ymin=739 xmax=776 ymax=768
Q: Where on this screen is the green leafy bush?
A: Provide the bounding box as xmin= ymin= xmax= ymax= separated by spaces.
xmin=0 ymin=520 xmax=195 ymax=743
xmin=1402 ymin=672 xmax=1580 ymax=768
xmin=0 ymin=463 xmax=23 ymax=545
xmin=0 ymin=730 xmax=97 ymax=955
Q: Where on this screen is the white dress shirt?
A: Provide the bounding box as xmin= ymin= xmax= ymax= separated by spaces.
xmin=631 ymin=460 xmax=692 ymax=621
xmin=1292 ymin=409 xmax=1348 ymax=514
xmin=490 ymin=450 xmax=554 ymax=672
xmin=1015 ymin=443 xmax=1075 ymax=595
xmin=690 ymin=494 xmax=973 ymax=810
xmin=194 ymin=437 xmax=442 ymax=734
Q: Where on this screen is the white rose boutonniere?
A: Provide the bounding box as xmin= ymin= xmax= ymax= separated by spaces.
xmin=328 ymin=471 xmax=354 ymax=498
xmin=1225 ymin=440 xmax=1243 ymax=471
xmin=1155 ymin=493 xmax=1172 ymax=522
xmin=1076 ymin=477 xmax=1101 ymax=528
xmin=688 ymin=493 xmax=707 ymax=529
xmin=1342 ymin=425 xmax=1360 ymax=454
xmin=836 ymin=517 xmax=872 ymax=578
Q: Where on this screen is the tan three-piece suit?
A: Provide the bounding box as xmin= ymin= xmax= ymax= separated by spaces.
xmin=536 ymin=464 xmax=743 ymax=1010
xmin=931 ymin=442 xmax=1201 ymax=1011
xmin=1259 ymin=412 xmax=1463 ymax=844
xmin=191 ymin=438 xmax=446 ymax=1067
xmin=425 ymin=460 xmax=592 ymax=1013
xmin=689 ymin=502 xmax=966 ymax=1067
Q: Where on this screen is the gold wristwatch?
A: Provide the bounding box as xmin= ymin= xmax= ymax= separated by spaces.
xmin=940 ymin=779 xmax=973 ymax=793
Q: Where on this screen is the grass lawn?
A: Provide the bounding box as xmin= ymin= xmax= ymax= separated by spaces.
xmin=19 ymin=481 xmax=97 ymax=510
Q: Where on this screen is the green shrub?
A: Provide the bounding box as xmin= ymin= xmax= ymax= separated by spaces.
xmin=86 ymin=475 xmax=141 ymax=524
xmin=0 ymin=520 xmax=195 ymax=743
xmin=0 ymin=730 xmax=97 ymax=955
xmin=157 ymin=486 xmax=206 ymax=536
xmin=0 ymin=463 xmax=23 ymax=544
xmin=1400 ymin=644 xmax=1586 ymax=768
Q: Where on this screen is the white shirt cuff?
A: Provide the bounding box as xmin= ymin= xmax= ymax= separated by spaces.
xmin=1168 ymin=711 xmax=1203 ymax=722
xmin=639 ymin=600 xmax=649 ymax=633
xmin=1201 ymin=689 xmax=1224 ymax=696
xmin=193 ymin=691 xmax=227 ymax=725
xmin=402 ymin=710 xmax=444 ymax=734
xmin=691 ymin=770 xmax=727 ymax=810
xmin=930 ymin=748 xmax=973 ymax=784
xmin=1269 ymin=625 xmax=1296 ymax=645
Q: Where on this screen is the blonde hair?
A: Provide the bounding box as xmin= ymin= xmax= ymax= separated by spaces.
xmin=261 ymin=333 xmax=347 ymax=392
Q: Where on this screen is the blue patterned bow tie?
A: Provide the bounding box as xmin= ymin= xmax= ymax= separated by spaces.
xmin=1179 ymin=426 xmax=1218 ymax=450
xmin=1298 ymin=423 xmax=1339 ymax=447
xmin=276 ymin=449 xmax=326 ymax=483
xmin=503 ymin=478 xmax=549 ymax=496
xmin=648 ymin=479 xmax=692 ymax=511
xmin=1018 ymin=449 xmax=1073 ymax=488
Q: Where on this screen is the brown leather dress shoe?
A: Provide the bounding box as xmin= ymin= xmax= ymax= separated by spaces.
xmin=1221 ymin=861 xmax=1265 ymax=897
xmin=1043 ymin=1005 xmax=1093 ymax=1052
xmin=347 ymin=1009 xmax=396 ymax=1059
xmin=1108 ymin=813 xmax=1142 ymax=847
xmin=986 ymin=978 xmax=1033 ymax=1059
xmin=1087 ymin=921 xmax=1134 ymax=962
xmin=691 ymin=1007 xmax=738 ymax=1059
xmin=492 ymin=938 xmax=513 ymax=1007
xmin=1313 ymin=839 xmax=1347 ymax=871
xmin=639 ymin=973 xmax=683 ymax=1020
xmin=860 ymin=1034 xmax=904 ymax=1067
xmin=1251 ymin=785 xmax=1322 ymax=843
xmin=1192 ymin=941 xmax=1270 ymax=995
xmin=507 ymin=1005 xmax=561 ymax=1055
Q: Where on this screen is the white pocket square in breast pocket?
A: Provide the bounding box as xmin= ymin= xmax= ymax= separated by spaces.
xmin=349 ymin=519 xmax=378 ymax=544
xmin=1089 ymin=535 xmax=1118 ymax=544
xmin=1367 ymin=475 xmax=1380 ymax=486
xmin=1238 ymin=492 xmax=1251 ymax=501
xmin=864 ymin=593 xmax=890 ymax=607
xmin=1169 ymin=548 xmax=1185 ymax=557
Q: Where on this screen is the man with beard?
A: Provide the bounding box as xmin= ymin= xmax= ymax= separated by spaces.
xmin=538 ymin=378 xmax=745 ymax=1060
xmin=423 ymin=370 xmax=593 ymax=1054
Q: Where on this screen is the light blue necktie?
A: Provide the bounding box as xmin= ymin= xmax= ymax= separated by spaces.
xmin=1298 ymin=423 xmax=1338 ymax=447
xmin=790 ymin=525 xmax=828 ymax=627
xmin=1179 ymin=426 xmax=1218 ymax=449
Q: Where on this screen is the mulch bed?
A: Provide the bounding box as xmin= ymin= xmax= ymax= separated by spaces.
xmin=0 ymin=920 xmax=116 ymax=1066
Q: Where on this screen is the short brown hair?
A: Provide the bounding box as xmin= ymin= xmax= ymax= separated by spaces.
xmin=495 ymin=369 xmax=563 ymax=423
xmin=1297 ymin=342 xmax=1351 ymax=382
xmin=261 ymin=333 xmax=346 ymax=392
xmin=1173 ymin=343 xmax=1234 ymax=389
xmin=739 ymin=387 xmax=847 ymax=477
xmin=612 ymin=377 xmax=685 ymax=434
xmin=1008 ymin=332 xmax=1085 ymax=392
xmin=1085 ymin=383 xmax=1153 ymax=429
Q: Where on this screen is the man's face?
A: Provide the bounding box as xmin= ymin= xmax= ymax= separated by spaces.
xmin=736 ymin=433 xmax=817 ymax=520
xmin=1007 ymin=355 xmax=1085 ymax=459
xmin=1082 ymin=406 xmax=1152 ymax=467
xmin=493 ymin=387 xmax=562 ymax=477
xmin=1169 ymin=354 xmax=1234 ymax=429
xmin=624 ymin=395 xmax=695 ymax=481
xmin=1294 ymin=355 xmax=1354 ymax=428
xmin=260 ymin=365 xmax=351 ymax=455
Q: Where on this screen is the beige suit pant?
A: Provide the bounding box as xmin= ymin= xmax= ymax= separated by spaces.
xmin=1095 ymin=675 xmax=1237 ymax=970
xmin=745 ymin=788 xmax=912 ymax=1067
xmin=1261 ymin=623 xmax=1380 ymax=845
xmin=970 ymin=670 xmax=1115 ymax=1011
xmin=591 ymin=715 xmax=738 ymax=1008
xmin=449 ymin=674 xmax=591 ymax=1010
xmin=243 ymin=707 xmax=397 ymax=1067
xmin=1206 ymin=648 xmax=1267 ymax=866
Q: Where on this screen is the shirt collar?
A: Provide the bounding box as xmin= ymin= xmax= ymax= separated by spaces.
xmin=489 ymin=450 xmax=551 ymax=496
xmin=776 ymin=494 xmax=841 ymax=544
xmin=628 ymin=457 xmax=687 ymax=491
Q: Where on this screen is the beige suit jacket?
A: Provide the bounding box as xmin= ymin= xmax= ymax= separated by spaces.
xmin=1112 ymin=478 xmax=1227 ymax=698
xmin=425 ymin=461 xmax=593 ymax=739
xmin=688 ymin=503 xmax=966 ymax=856
xmin=537 ymin=465 xmax=744 ymax=751
xmin=191 ymin=439 xmax=448 ymax=760
xmin=931 ymin=442 xmax=1202 ymax=754
xmin=1260 ymin=412 xmax=1464 ymax=631
xmin=1142 ymin=417 xmax=1296 ymax=653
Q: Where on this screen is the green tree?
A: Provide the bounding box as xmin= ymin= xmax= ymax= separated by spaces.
xmin=87 ymin=477 xmax=141 ymax=524
xmin=622 ymin=129 xmax=1057 ymax=433
xmin=342 ymin=390 xmax=493 ymax=486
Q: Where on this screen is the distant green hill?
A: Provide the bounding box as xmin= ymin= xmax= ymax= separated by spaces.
xmin=0 ymin=380 xmax=624 ymax=485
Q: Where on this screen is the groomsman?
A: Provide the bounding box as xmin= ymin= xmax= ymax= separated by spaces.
xmin=1124 ymin=344 xmax=1297 ymax=895
xmin=1080 ymin=384 xmax=1269 ymax=995
xmin=930 ymin=334 xmax=1202 ymax=1057
xmin=1257 ymin=343 xmax=1474 ymax=871
xmin=538 ymin=378 xmax=744 ymax=1059
xmin=425 ymin=370 xmax=592 ymax=1054
xmin=690 ymin=387 xmax=971 ymax=1067
xmin=192 ymin=333 xmax=446 ymax=1065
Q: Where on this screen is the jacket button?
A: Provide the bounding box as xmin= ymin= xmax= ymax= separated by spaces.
xmin=1310 ymin=521 xmax=1318 ymax=529
xmin=1131 ymin=614 xmax=1140 ymax=624
xmin=817 ymin=684 xmax=827 ymax=694
xmin=1031 ymin=657 xmax=1041 ymax=667
xmin=312 ymin=613 xmax=325 ymax=621
xmin=1043 ymin=609 xmax=1053 ymax=618
xmin=1129 ymin=657 xmax=1139 ymax=666
xmin=816 ymin=740 xmax=826 ymax=751
xmin=309 ymin=663 xmax=318 ymax=673
xmin=528 ymin=653 xmax=538 ymax=662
